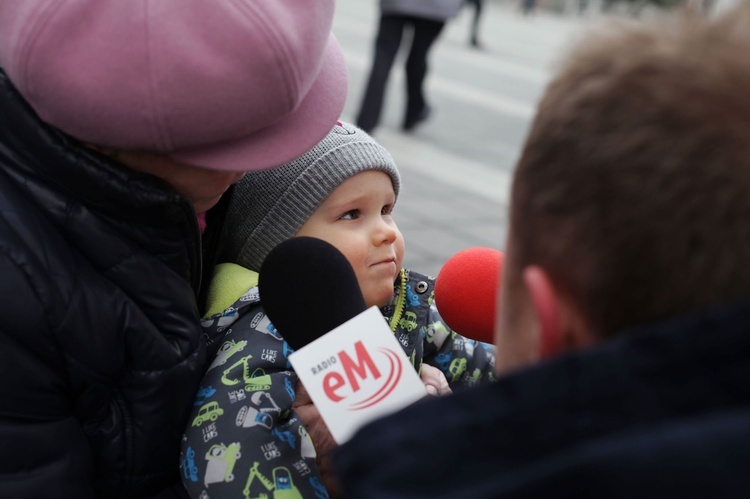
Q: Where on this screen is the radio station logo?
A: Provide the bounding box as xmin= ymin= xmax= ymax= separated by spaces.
xmin=310 ymin=340 xmax=404 ymax=411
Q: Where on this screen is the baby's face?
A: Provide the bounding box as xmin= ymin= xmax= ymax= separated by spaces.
xmin=296 ymin=170 xmax=405 ymax=308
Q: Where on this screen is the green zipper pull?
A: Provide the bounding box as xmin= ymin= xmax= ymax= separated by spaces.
xmin=389 ymin=268 xmax=408 ymax=332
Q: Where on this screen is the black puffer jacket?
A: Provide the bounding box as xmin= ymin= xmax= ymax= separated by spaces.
xmin=0 ymin=70 xmax=206 ymax=497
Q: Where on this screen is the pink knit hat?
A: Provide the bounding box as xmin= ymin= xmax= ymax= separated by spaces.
xmin=0 ymin=0 xmax=348 ymax=172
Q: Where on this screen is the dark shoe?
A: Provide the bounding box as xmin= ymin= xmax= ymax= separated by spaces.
xmin=402 ymin=105 xmax=432 ymax=132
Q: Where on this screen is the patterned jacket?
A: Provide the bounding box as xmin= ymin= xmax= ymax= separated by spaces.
xmin=181 ymin=263 xmax=495 ymax=498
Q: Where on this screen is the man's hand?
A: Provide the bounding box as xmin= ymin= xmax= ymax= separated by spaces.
xmin=292 ymin=365 xmax=450 ymax=497
xmin=420 ymin=363 xmax=452 ymax=397
xmin=293 ymin=381 xmax=343 ymax=498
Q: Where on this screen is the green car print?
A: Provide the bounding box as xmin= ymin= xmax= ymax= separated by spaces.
xmin=192 ymin=401 xmax=224 ymax=427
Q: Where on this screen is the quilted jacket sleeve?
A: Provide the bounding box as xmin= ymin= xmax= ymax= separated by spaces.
xmin=181 ymin=304 xmax=329 ymax=499
xmin=0 ymin=254 xmax=94 ymax=498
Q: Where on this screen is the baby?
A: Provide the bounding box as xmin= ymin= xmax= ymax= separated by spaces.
xmin=181 ymin=122 xmax=495 ymax=498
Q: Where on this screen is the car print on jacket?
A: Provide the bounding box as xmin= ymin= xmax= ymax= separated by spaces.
xmin=193 ymin=401 xmax=224 ymax=427
xmin=181 ymin=271 xmax=495 ymax=498
xmin=208 ymin=339 xmax=248 ymax=371
xmin=205 ymin=442 xmax=242 ymax=487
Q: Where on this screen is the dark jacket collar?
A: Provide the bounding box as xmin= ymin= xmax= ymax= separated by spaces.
xmin=425 ymin=296 xmax=750 ymax=446
xmin=335 ymin=296 xmax=750 ymax=497
xmin=0 ymin=69 xmax=202 ymax=292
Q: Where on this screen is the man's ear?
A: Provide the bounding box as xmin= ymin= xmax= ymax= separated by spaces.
xmin=522 ymin=266 xmax=567 ymax=359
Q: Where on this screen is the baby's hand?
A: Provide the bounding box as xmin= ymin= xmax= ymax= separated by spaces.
xmin=420 ymin=363 xmax=452 ymax=397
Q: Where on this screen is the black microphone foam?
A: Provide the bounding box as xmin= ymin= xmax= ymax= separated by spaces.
xmin=259 ymin=236 xmax=367 ymax=351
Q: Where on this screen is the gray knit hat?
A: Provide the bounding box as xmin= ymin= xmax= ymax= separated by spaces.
xmin=221 ymin=121 xmax=401 ymax=271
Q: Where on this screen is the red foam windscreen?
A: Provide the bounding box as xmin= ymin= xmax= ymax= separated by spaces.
xmin=434 ymin=247 xmax=504 ymax=344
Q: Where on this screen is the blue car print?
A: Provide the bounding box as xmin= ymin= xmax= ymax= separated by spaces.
xmin=181 ymin=446 xmax=199 ymax=483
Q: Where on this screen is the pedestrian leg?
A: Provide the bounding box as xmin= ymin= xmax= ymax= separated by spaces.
xmin=469 ymin=0 xmax=483 ymax=47
xmin=403 ymin=17 xmax=445 ymax=131
xmin=356 ymin=15 xmax=405 ymax=134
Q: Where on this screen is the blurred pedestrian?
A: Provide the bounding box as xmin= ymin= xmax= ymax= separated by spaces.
xmin=522 ymin=0 xmax=538 ymax=15
xmin=467 ymin=0 xmax=485 ymax=48
xmin=356 ymin=0 xmax=465 ymax=134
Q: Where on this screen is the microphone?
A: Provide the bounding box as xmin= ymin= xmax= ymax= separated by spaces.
xmin=259 ymin=236 xmax=426 ymax=443
xmin=259 ymin=236 xmax=367 ymax=351
xmin=434 ymin=247 xmax=504 ymax=345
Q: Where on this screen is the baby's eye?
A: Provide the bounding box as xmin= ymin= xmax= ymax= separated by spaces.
xmin=340 ymin=210 xmax=359 ymax=220
xmin=381 ymin=204 xmax=394 ymax=216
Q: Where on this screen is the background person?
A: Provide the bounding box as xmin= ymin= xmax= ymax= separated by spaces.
xmin=466 ymin=0 xmax=485 ymax=48
xmin=0 ymin=1 xmax=346 ymax=497
xmin=333 ymin=7 xmax=750 ymax=497
xmin=356 ymin=0 xmax=465 ymax=134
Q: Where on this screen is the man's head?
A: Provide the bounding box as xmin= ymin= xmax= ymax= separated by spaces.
xmin=496 ymin=7 xmax=750 ymax=373
xmin=222 ymin=122 xmax=404 ymax=308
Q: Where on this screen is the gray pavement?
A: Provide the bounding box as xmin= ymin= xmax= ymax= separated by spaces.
xmin=332 ymin=0 xmax=592 ymax=277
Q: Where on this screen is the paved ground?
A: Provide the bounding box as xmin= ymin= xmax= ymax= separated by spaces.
xmin=332 ymin=0 xmax=592 ymax=276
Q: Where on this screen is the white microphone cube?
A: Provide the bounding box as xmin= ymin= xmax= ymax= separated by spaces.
xmin=289 ymin=306 xmax=427 ymax=443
